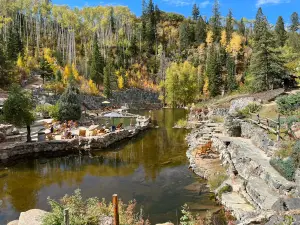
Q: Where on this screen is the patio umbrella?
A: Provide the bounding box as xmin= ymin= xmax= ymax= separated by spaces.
xmin=102 ymin=101 xmax=110 ymax=104
xmin=103 ymin=112 xmax=123 ymax=125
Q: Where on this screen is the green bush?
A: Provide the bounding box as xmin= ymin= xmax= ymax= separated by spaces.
xmin=175 ymin=119 xmax=187 ymax=128
xmin=276 ymin=93 xmax=300 ymax=115
xmin=43 ymin=189 xmax=148 ymax=225
xmin=270 ymin=157 xmax=296 ymax=181
xmin=58 ymin=85 xmax=82 ymax=121
xmin=218 ymin=184 xmax=232 ymax=198
xmin=36 ymin=103 xmax=59 ymax=120
xmin=237 ymin=103 xmax=262 ymax=118
xmin=208 ymin=173 xmax=228 ymax=190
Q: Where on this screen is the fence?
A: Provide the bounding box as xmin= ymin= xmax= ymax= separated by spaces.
xmin=63 ymin=194 xmax=120 ymax=225
xmin=248 ymin=113 xmax=281 ymax=141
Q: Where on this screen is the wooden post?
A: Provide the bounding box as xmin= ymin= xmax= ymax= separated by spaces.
xmin=64 ymin=208 xmax=69 ymax=225
xmin=266 ymin=119 xmax=269 ymax=127
xmin=257 ymin=114 xmax=260 ymax=124
xmin=112 ymin=194 xmax=119 ymax=225
xmin=277 ymin=114 xmax=281 ymax=141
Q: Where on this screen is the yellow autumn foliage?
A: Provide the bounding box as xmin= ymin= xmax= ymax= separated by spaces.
xmin=72 ymin=63 xmax=80 ymax=81
xmin=88 ymin=79 xmax=99 ymax=95
xmin=118 ymin=76 xmax=124 ymax=89
xmin=220 ymin=30 xmax=227 ymax=47
xmin=63 ymin=64 xmax=71 ymax=84
xmin=206 ymin=30 xmax=213 ymax=46
xmin=226 ymin=32 xmax=244 ymax=56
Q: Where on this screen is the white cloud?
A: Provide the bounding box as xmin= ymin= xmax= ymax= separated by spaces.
xmin=256 ymin=0 xmax=290 ymax=7
xmin=161 ymin=0 xmax=210 ymax=8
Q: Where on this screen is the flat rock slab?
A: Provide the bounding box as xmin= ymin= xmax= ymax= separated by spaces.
xmin=18 ymin=209 xmax=48 ymax=225
xmin=221 ymin=192 xmax=255 ymax=220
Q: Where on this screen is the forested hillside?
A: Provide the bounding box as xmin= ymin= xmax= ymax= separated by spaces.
xmin=0 ymin=0 xmax=300 ymax=106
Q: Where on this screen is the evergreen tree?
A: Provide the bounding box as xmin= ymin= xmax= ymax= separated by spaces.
xmin=0 ymin=46 xmax=12 ymax=87
xmin=56 ymin=70 xmax=62 ymax=82
xmin=146 ymin=0 xmax=156 ymax=51
xmin=179 ymin=20 xmax=192 ymax=50
xmin=226 ymin=56 xmax=238 ymax=92
xmin=154 ymin=4 xmax=161 ymax=23
xmin=195 ymin=16 xmax=207 ymax=44
xmin=58 ymin=84 xmax=81 ymax=121
xmin=109 ymin=7 xmax=116 ymax=34
xmin=90 ymin=35 xmax=104 ymax=86
xmin=251 ymin=21 xmax=287 ymax=92
xmin=7 ymin=25 xmax=23 ymax=61
xmin=206 ymin=46 xmax=222 ymax=97
xmin=141 ymin=0 xmax=147 ymax=41
xmin=275 ymin=16 xmax=287 ymax=47
xmin=290 ymin=12 xmax=299 ymax=32
xmin=254 ymin=7 xmax=267 ymax=42
xmin=129 ymin=34 xmax=138 ymax=57
xmin=40 ymin=58 xmax=54 ymax=83
xmin=192 ymin=4 xmax=200 ymax=21
xmin=238 ymin=18 xmax=245 ymax=36
xmin=225 ymin=9 xmax=234 ymax=44
xmin=104 ymin=62 xmax=114 ymax=98
xmin=210 ymin=0 xmax=221 ymax=42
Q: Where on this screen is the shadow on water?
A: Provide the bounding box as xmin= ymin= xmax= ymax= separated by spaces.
xmin=0 ymin=109 xmax=220 ymax=224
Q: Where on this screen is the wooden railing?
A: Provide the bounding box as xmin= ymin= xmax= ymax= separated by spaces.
xmin=248 ymin=113 xmax=281 ymax=141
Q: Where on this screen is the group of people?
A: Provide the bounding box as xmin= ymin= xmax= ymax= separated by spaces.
xmin=47 ymin=120 xmax=79 ymax=140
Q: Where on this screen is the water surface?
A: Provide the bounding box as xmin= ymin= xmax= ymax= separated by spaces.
xmin=0 ymin=109 xmax=219 ymax=224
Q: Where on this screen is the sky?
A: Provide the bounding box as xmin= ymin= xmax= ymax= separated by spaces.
xmin=52 ymin=0 xmax=299 ymax=24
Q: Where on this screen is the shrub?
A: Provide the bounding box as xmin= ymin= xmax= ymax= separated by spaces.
xmin=208 ymin=173 xmax=228 ymax=190
xmin=276 ymin=93 xmax=300 ymax=115
xmin=237 ymin=103 xmax=262 ymax=118
xmin=211 ymin=116 xmax=224 ymax=123
xmin=217 ymin=184 xmax=232 ymax=198
xmin=175 ymin=119 xmax=187 ymax=128
xmin=270 ymin=157 xmax=296 ymax=181
xmin=36 ymin=103 xmax=59 ymax=120
xmin=43 ymin=189 xmax=148 ymax=225
xmin=180 ymin=204 xmax=204 ymax=225
xmin=275 ymin=141 xmax=295 ymax=159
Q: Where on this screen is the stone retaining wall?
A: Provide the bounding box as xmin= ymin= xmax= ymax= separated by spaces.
xmin=0 ymin=126 xmax=148 ymax=162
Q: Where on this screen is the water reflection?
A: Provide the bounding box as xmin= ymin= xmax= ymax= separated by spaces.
xmin=0 ymin=109 xmax=219 ymax=224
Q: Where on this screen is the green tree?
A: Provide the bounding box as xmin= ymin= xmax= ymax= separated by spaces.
xmin=192 ymin=4 xmax=200 ymax=21
xmin=226 ymin=56 xmax=238 ymax=92
xmin=6 ymin=25 xmax=23 ymax=61
xmin=165 ymin=61 xmax=198 ymax=106
xmin=251 ymin=22 xmax=287 ymax=92
xmin=104 ymin=62 xmax=114 ymax=98
xmin=3 ymin=85 xmax=35 ymax=142
xmin=90 ymin=35 xmax=104 ymax=86
xmin=206 ymin=46 xmax=222 ymax=97
xmin=290 ymin=12 xmax=299 ymax=32
xmin=56 ymin=70 xmax=62 ymax=81
xmin=254 ymin=7 xmax=267 ymax=42
xmin=0 ymin=46 xmax=12 ymax=87
xmin=238 ymin=18 xmax=245 ymax=36
xmin=109 ymin=7 xmax=116 ymax=34
xmin=195 ymin=16 xmax=207 ymax=44
xmin=179 ymin=20 xmax=192 ymax=51
xmin=40 ymin=58 xmax=54 ymax=83
xmin=275 ymin=16 xmax=287 ymax=47
xmin=210 ymin=0 xmax=221 ymax=42
xmin=58 ymin=84 xmax=82 ymax=121
xmin=225 ymin=9 xmax=234 ymax=44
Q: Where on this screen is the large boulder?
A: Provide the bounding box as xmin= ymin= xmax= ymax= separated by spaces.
xmin=18 ymin=209 xmax=49 ymax=225
xmin=0 ymin=131 xmax=6 ymax=142
xmin=7 ymin=220 xmax=19 ymax=225
xmin=98 ymin=216 xmax=113 ymax=225
xmin=228 ymin=97 xmax=261 ymax=115
xmin=0 ymin=124 xmax=13 ymax=135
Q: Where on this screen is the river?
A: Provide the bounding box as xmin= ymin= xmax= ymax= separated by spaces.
xmin=0 ymin=109 xmax=219 ymax=224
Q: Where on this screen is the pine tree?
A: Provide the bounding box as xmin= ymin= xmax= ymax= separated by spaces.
xmin=210 ymin=0 xmax=221 ymax=42
xmin=290 ymin=12 xmax=299 ymax=32
xmin=109 ymin=7 xmax=116 ymax=34
xmin=195 ymin=16 xmax=207 ymax=44
xmin=275 ymin=16 xmax=287 ymax=47
xmin=58 ymin=84 xmax=81 ymax=121
xmin=104 ymin=62 xmax=114 ymax=98
xmin=40 ymin=58 xmax=54 ymax=83
xmin=0 ymin=46 xmax=11 ymax=87
xmin=56 ymin=70 xmax=62 ymax=82
xmin=251 ymin=21 xmax=287 ymax=92
xmin=226 ymin=56 xmax=238 ymax=92
xmin=254 ymin=7 xmax=267 ymax=42
xmin=7 ymin=25 xmax=23 ymax=61
xmin=90 ymin=35 xmax=104 ymax=86
xmin=225 ymin=9 xmax=234 ymax=44
xmin=141 ymin=0 xmax=147 ymax=41
xmin=192 ymin=4 xmax=200 ymax=21
xmin=206 ymin=46 xmax=222 ymax=97
xmin=146 ymin=0 xmax=156 ymax=51
xmin=238 ymin=18 xmax=245 ymax=36
xmin=179 ymin=20 xmax=192 ymax=50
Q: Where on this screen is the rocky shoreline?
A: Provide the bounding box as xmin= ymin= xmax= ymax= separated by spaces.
xmin=185 ymin=104 xmax=300 ymax=224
